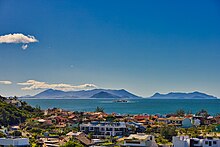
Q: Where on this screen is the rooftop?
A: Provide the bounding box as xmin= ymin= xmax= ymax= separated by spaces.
xmin=125 ymin=133 xmax=152 ymax=141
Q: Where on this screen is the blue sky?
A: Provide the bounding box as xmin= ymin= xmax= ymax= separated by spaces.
xmin=0 ymin=0 xmax=220 ymax=97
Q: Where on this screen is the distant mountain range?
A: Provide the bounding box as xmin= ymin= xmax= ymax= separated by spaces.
xmin=149 ymin=91 xmax=218 ymax=99
xmin=21 ymin=89 xmax=141 ymax=99
xmin=20 ymin=89 xmax=218 ymax=99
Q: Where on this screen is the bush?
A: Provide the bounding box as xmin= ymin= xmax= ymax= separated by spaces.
xmin=60 ymin=141 xmax=83 ymax=147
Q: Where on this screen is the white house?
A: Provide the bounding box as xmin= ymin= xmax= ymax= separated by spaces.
xmin=193 ymin=118 xmax=201 ymax=126
xmin=202 ymin=138 xmax=220 ymax=147
xmin=173 ymin=136 xmax=220 ymax=147
xmin=80 ymin=121 xmax=127 ymax=137
xmin=121 ymin=133 xmax=158 ymax=147
xmin=172 ymin=136 xmax=190 ymax=147
xmin=0 ymin=138 xmax=30 ymax=147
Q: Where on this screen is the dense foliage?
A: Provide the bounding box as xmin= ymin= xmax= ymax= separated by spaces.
xmin=0 ymin=95 xmax=43 ymax=126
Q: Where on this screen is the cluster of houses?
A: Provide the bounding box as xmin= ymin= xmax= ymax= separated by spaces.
xmin=133 ymin=114 xmax=220 ymax=128
xmin=1 ymin=107 xmax=220 ymax=146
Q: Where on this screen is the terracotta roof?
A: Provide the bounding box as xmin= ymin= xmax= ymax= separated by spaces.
xmin=157 ymin=118 xmax=167 ymax=121
xmin=167 ymin=117 xmax=184 ymax=121
xmin=134 ymin=115 xmax=149 ymax=119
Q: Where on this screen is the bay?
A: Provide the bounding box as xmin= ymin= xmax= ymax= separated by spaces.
xmin=21 ymin=98 xmax=220 ymax=115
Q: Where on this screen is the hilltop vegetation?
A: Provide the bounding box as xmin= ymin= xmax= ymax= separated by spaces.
xmin=0 ymin=95 xmax=43 ymax=126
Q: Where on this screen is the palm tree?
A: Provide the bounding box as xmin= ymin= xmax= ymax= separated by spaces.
xmin=95 ymin=106 xmax=104 ymax=113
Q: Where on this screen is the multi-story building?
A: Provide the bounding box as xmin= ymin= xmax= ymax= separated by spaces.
xmin=173 ymin=136 xmax=220 ymax=147
xmin=0 ymin=138 xmax=30 ymax=147
xmin=80 ymin=121 xmax=127 ymax=137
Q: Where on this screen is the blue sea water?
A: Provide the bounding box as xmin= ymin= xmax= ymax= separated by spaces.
xmin=21 ymin=98 xmax=220 ymax=115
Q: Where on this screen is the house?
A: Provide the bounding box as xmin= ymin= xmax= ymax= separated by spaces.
xmin=167 ymin=117 xmax=184 ymax=126
xmin=40 ymin=137 xmax=62 ymax=147
xmin=134 ymin=115 xmax=149 ymax=124
xmin=192 ymin=116 xmax=205 ymax=125
xmin=80 ymin=121 xmax=127 ymax=137
xmin=157 ymin=118 xmax=168 ymax=124
xmin=192 ymin=118 xmax=201 ymax=126
xmin=54 ymin=116 xmax=68 ymax=124
xmin=0 ymin=138 xmax=30 ymax=147
xmin=121 ymin=133 xmax=158 ymax=147
xmin=66 ymin=132 xmax=94 ymax=146
xmin=214 ymin=115 xmax=220 ymax=124
xmin=173 ymin=136 xmax=220 ymax=147
xmin=127 ymin=122 xmax=146 ymax=133
xmin=201 ymin=138 xmax=220 ymax=147
xmin=181 ymin=118 xmax=192 ymax=128
xmin=38 ymin=133 xmax=70 ymax=147
xmin=172 ymin=136 xmax=190 ymax=147
xmin=4 ymin=99 xmax=22 ymax=107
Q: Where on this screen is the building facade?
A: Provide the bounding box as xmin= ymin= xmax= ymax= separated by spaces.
xmin=173 ymin=136 xmax=220 ymax=147
xmin=0 ymin=138 xmax=30 ymax=147
xmin=121 ymin=133 xmax=158 ymax=147
xmin=80 ymin=121 xmax=127 ymax=137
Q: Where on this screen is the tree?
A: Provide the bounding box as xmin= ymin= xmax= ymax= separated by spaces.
xmin=95 ymin=106 xmax=104 ymax=113
xmin=106 ymin=115 xmax=116 ymax=122
xmin=176 ymin=109 xmax=185 ymax=117
xmin=88 ymin=132 xmax=93 ymax=139
xmin=196 ymin=109 xmax=209 ymax=118
xmin=0 ymin=132 xmax=5 ymax=138
xmin=160 ymin=125 xmax=177 ymax=141
xmin=145 ymin=127 xmax=153 ymax=134
xmin=13 ymin=96 xmax=18 ymax=100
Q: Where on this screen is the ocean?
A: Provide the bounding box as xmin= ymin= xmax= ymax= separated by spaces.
xmin=21 ymin=98 xmax=220 ymax=115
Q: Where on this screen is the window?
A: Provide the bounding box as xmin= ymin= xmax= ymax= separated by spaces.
xmin=193 ymin=140 xmax=199 ymax=144
xmin=101 ymin=127 xmax=105 ymax=131
xmin=106 ymin=128 xmax=112 ymax=131
xmin=205 ymin=141 xmax=208 ymax=144
xmin=213 ymin=141 xmax=216 ymax=144
xmin=125 ymin=140 xmax=140 ymax=144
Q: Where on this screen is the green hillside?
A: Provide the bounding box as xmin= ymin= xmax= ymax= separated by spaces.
xmin=0 ymin=95 xmax=42 ymax=126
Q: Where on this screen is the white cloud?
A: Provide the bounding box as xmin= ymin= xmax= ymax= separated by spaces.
xmin=17 ymin=80 xmax=97 ymax=91
xmin=0 ymin=33 xmax=38 ymax=43
xmin=22 ymin=44 xmax=28 ymax=50
xmin=0 ymin=33 xmax=38 ymax=49
xmin=0 ymin=80 xmax=12 ymax=85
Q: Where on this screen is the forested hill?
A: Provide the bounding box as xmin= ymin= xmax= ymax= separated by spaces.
xmin=0 ymin=95 xmax=42 ymax=126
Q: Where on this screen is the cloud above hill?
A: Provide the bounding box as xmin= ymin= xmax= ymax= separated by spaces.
xmin=0 ymin=80 xmax=12 ymax=85
xmin=0 ymin=33 xmax=38 ymax=49
xmin=17 ymin=80 xmax=97 ymax=91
